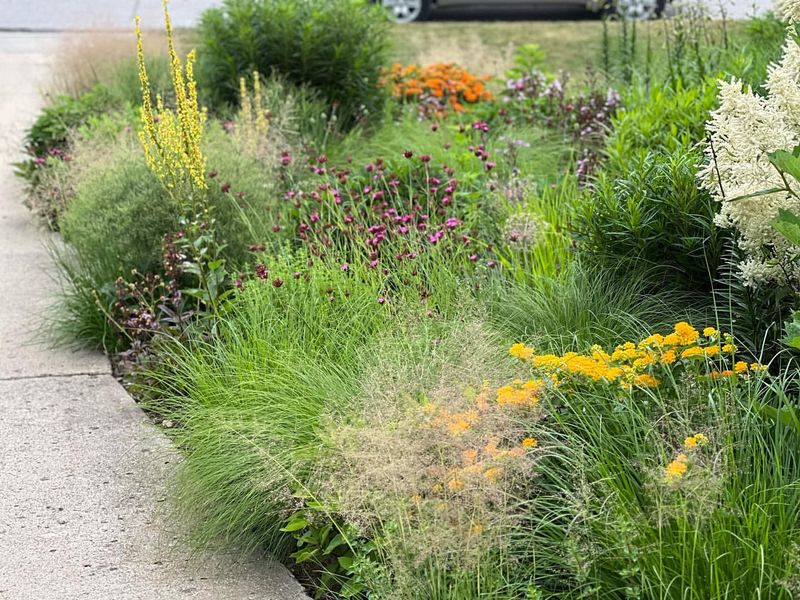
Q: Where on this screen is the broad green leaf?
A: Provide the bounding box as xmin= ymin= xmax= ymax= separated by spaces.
xmin=769 ymin=149 xmax=800 ymax=181
xmin=339 ymin=581 xmax=365 ymax=598
xmin=773 ymin=208 xmax=800 ymax=246
xmin=323 ymin=533 xmax=347 ymax=555
xmin=280 ymin=517 xmax=309 ymax=532
xmin=289 ymin=548 xmax=318 ymax=564
xmin=783 ymin=311 xmax=800 ymax=350
xmin=758 ymin=403 xmax=800 ymax=435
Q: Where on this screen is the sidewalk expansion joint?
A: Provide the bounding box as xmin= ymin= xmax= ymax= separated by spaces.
xmin=0 ymin=370 xmax=110 ymax=383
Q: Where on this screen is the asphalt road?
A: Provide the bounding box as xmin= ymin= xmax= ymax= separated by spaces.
xmin=0 ymin=0 xmax=777 ymax=30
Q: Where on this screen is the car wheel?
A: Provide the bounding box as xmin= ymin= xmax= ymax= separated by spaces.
xmin=379 ymin=0 xmax=431 ymax=23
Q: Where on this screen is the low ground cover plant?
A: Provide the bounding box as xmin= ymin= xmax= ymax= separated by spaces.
xmin=20 ymin=0 xmax=800 ymax=597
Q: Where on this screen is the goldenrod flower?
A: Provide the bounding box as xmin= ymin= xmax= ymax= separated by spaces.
xmin=633 ymin=374 xmax=659 ymax=388
xmin=661 ymin=349 xmax=677 ymax=365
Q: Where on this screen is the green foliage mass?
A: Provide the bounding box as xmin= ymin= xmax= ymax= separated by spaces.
xmin=197 ymin=0 xmax=390 ymax=129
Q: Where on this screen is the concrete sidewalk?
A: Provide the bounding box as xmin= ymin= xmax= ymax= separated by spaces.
xmin=0 ymin=32 xmax=308 ymax=600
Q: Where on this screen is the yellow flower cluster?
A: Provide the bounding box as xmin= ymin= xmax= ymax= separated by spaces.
xmin=136 ymin=0 xmax=207 ymax=200
xmin=665 ymin=432 xmax=709 ymax=483
xmin=509 ymin=322 xmax=767 ymax=391
xmin=683 ymin=433 xmax=709 ymax=448
xmin=665 ymin=453 xmax=689 ymax=482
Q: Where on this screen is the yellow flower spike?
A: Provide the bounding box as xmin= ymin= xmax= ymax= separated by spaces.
xmin=704 ymin=345 xmax=720 ymax=358
xmin=683 ymin=435 xmax=698 ymax=448
xmin=522 ymin=437 xmax=538 ymax=449
xmin=703 ymin=327 xmax=718 ymax=338
xmin=750 ymin=363 xmax=768 ymax=373
xmin=722 ymin=343 xmax=737 ymax=354
xmin=136 ymin=0 xmax=207 ymax=203
xmin=734 ymin=361 xmax=748 ymax=375
xmin=693 ymin=433 xmax=709 ymax=445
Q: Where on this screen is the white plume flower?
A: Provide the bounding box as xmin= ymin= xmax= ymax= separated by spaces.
xmin=777 ymin=0 xmax=800 ymax=23
xmin=700 ymin=14 xmax=800 ymax=287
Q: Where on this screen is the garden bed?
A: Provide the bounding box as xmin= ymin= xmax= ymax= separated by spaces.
xmin=17 ymin=0 xmax=800 ymax=598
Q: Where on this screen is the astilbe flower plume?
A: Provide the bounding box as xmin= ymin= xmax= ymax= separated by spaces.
xmin=700 ymin=1 xmax=800 ymax=287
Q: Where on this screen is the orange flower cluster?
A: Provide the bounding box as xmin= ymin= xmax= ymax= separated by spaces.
xmin=418 ymin=381 xmax=539 ymax=504
xmin=665 ymin=432 xmax=710 ymax=484
xmin=381 ymin=62 xmax=493 ymax=114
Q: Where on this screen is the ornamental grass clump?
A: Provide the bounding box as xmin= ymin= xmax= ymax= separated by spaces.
xmin=505 ymin=322 xmax=800 ymax=598
xmin=317 ymin=322 xmax=542 ymax=596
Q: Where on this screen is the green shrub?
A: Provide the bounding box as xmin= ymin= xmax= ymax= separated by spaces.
xmin=196 ymin=0 xmax=389 ymax=129
xmin=20 ymin=87 xmax=113 ymax=161
xmin=60 ymin=150 xmax=179 ymax=275
xmin=606 ymin=81 xmax=717 ymax=157
xmin=576 ymin=144 xmax=725 ymax=290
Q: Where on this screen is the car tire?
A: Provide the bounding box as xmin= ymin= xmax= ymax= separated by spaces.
xmin=378 ymin=0 xmax=432 ymax=24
